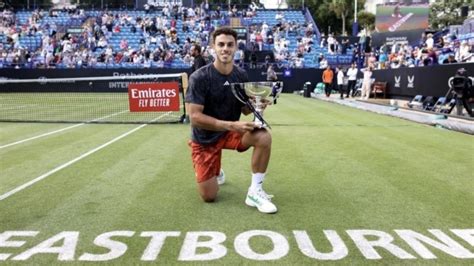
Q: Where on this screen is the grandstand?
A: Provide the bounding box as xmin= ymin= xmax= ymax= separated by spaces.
xmin=0 ymin=4 xmax=356 ymax=69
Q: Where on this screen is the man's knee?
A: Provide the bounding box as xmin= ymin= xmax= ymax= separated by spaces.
xmin=198 ymin=178 xmax=218 ymax=202
xmin=200 ymin=192 xmax=217 ymax=202
xmin=254 ymin=129 xmax=272 ymax=147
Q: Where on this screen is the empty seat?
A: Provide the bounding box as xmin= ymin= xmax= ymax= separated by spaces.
xmin=439 ymin=99 xmax=456 ymax=114
xmin=432 ymin=97 xmax=447 ymax=112
xmin=422 ymin=96 xmax=436 ymax=110
xmin=407 ymin=95 xmax=423 ymax=109
xmin=371 ymin=81 xmax=388 ymax=99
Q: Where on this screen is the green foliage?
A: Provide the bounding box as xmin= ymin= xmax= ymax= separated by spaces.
xmin=288 ymin=0 xmax=366 ymax=35
xmin=429 ymin=0 xmax=467 ymax=29
xmin=357 ymin=10 xmax=375 ymax=31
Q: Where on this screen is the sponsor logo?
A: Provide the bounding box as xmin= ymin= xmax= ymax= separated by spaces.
xmin=394 ymin=76 xmax=401 ymax=87
xmin=388 ymin=13 xmax=414 ymax=32
xmin=38 ymin=76 xmax=48 ymax=85
xmin=0 ymin=229 xmax=472 ymax=262
xmin=224 ymin=81 xmax=230 ymax=86
xmin=128 ymin=82 xmax=180 ymax=112
xmin=113 ymin=72 xmax=154 ymax=77
xmin=247 ymin=195 xmax=260 ymax=205
xmin=407 ymin=75 xmax=415 ymax=88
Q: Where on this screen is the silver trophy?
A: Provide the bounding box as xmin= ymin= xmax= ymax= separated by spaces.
xmin=231 ymin=81 xmax=283 ymax=128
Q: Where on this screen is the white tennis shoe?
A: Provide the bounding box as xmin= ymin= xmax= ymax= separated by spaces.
xmin=217 ymin=169 xmax=225 ymax=185
xmin=245 ymin=188 xmax=277 ymax=214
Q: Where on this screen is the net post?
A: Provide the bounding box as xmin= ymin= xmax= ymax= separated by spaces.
xmin=180 ymin=72 xmax=189 ymax=123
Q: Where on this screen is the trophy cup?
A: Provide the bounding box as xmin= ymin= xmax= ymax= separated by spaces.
xmin=230 ymin=81 xmax=283 ymax=128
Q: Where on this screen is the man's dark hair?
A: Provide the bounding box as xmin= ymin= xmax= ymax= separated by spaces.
xmin=192 ymin=43 xmax=202 ymax=54
xmin=211 ymin=27 xmax=237 ymax=44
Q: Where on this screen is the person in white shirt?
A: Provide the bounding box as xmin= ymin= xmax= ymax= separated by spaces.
xmin=336 ymin=66 xmax=345 ymax=99
xmin=319 ymin=55 xmax=328 ymax=69
xmin=295 ymin=57 xmax=303 ymax=68
xmin=360 ymin=66 xmax=373 ymax=100
xmin=459 ymin=41 xmax=472 ymax=62
xmin=425 ymin=33 xmax=434 ymax=49
xmin=275 ymin=11 xmax=283 ymax=22
xmin=327 ymin=34 xmax=336 ymax=54
xmin=346 ymin=63 xmax=358 ymax=97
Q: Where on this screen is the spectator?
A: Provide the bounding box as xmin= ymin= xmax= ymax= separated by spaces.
xmin=319 ymin=54 xmax=328 ymax=69
xmin=275 ymin=11 xmax=284 ymax=22
xmin=360 ymin=66 xmax=373 ymax=100
xmin=425 ymin=33 xmax=434 ymax=49
xmin=427 ymin=48 xmax=438 ymax=65
xmin=250 ymin=51 xmax=257 ymax=69
xmin=119 ymin=38 xmax=128 ymax=51
xmin=320 ymin=34 xmax=327 ymax=48
xmin=255 ymin=31 xmax=263 ymax=51
xmin=459 ymin=41 xmax=472 ymax=62
xmin=261 ymin=21 xmax=269 ymax=39
xmin=234 ymin=48 xmax=244 ymax=67
xmin=264 ymin=54 xmax=271 ymax=68
xmin=341 ymin=38 xmax=349 ymax=55
xmin=190 ymin=43 xmax=207 ymax=73
xmin=322 ymin=65 xmax=334 ymax=97
xmin=336 ymin=66 xmax=345 ymax=99
xmin=378 ymin=50 xmax=388 ymax=69
xmin=358 ymin=30 xmax=367 ymax=55
xmin=443 ymin=54 xmax=457 ymax=64
xmin=327 ymin=34 xmax=336 ymax=54
xmin=294 ymin=56 xmax=303 ymax=68
xmin=267 ymin=64 xmax=277 ymax=81
xmin=418 ymin=32 xmax=427 ymax=48
xmin=249 ymin=30 xmax=256 ymax=51
xmin=346 ymin=63 xmax=358 ymax=97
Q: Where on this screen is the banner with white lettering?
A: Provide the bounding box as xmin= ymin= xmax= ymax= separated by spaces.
xmin=128 ymin=82 xmax=180 ymax=112
xmin=372 ymin=2 xmax=429 ymax=47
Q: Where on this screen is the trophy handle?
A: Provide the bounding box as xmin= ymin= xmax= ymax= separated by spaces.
xmin=230 ymin=82 xmax=273 ymax=129
xmin=230 ymin=83 xmax=248 ymax=104
xmin=243 ymin=100 xmax=272 ymax=129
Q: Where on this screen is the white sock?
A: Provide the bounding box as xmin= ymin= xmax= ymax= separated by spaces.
xmin=250 ymin=172 xmax=265 ymax=191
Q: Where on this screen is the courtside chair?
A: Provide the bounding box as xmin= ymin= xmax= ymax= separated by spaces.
xmin=371 ymin=81 xmax=388 ymax=99
xmin=422 ymin=96 xmax=436 ymax=111
xmin=407 ymin=95 xmax=424 ymax=109
xmin=432 ymin=97 xmax=447 ymax=112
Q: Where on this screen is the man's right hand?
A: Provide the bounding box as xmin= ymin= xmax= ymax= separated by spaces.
xmin=229 ymin=121 xmax=258 ymax=133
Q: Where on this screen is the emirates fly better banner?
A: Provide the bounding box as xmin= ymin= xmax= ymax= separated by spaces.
xmin=128 ymin=82 xmax=180 ymax=112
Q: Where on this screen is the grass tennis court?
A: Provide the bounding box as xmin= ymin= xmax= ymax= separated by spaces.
xmin=1 ymin=94 xmax=473 ymax=264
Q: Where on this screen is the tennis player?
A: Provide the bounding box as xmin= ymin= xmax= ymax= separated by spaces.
xmin=185 ymin=27 xmax=277 ymax=214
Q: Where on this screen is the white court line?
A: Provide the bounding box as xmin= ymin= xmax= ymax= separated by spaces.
xmin=88 ymin=110 xmax=129 ymax=122
xmin=0 ymin=110 xmax=128 ymax=149
xmin=0 ymin=112 xmax=169 ymax=201
xmin=0 ymin=123 xmax=85 ymax=149
xmin=0 ymin=105 xmax=30 ymax=111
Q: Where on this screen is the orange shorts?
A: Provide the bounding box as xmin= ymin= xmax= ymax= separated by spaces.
xmin=189 ymin=131 xmax=249 ymax=183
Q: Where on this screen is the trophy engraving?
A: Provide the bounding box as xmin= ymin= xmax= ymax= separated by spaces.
xmin=231 ymin=81 xmax=283 ymax=128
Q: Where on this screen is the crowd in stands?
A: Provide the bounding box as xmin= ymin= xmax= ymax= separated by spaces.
xmin=318 ymin=30 xmax=473 ymax=71
xmin=0 ymin=3 xmax=472 ymax=70
xmin=0 ymin=3 xmax=325 ymax=69
xmin=1 ymin=3 xmax=226 ymax=69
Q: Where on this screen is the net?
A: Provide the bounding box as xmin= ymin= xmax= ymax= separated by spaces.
xmin=0 ymin=73 xmax=188 ymax=124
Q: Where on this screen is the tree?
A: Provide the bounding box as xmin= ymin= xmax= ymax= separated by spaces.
xmin=288 ymin=0 xmax=366 ymax=35
xmin=429 ymin=1 xmax=467 ymax=29
xmin=357 ymin=11 xmax=375 ymax=32
xmin=330 ymin=0 xmax=350 ymax=35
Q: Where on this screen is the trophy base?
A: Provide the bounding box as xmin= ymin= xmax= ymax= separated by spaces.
xmin=254 ymin=119 xmax=267 ymax=129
